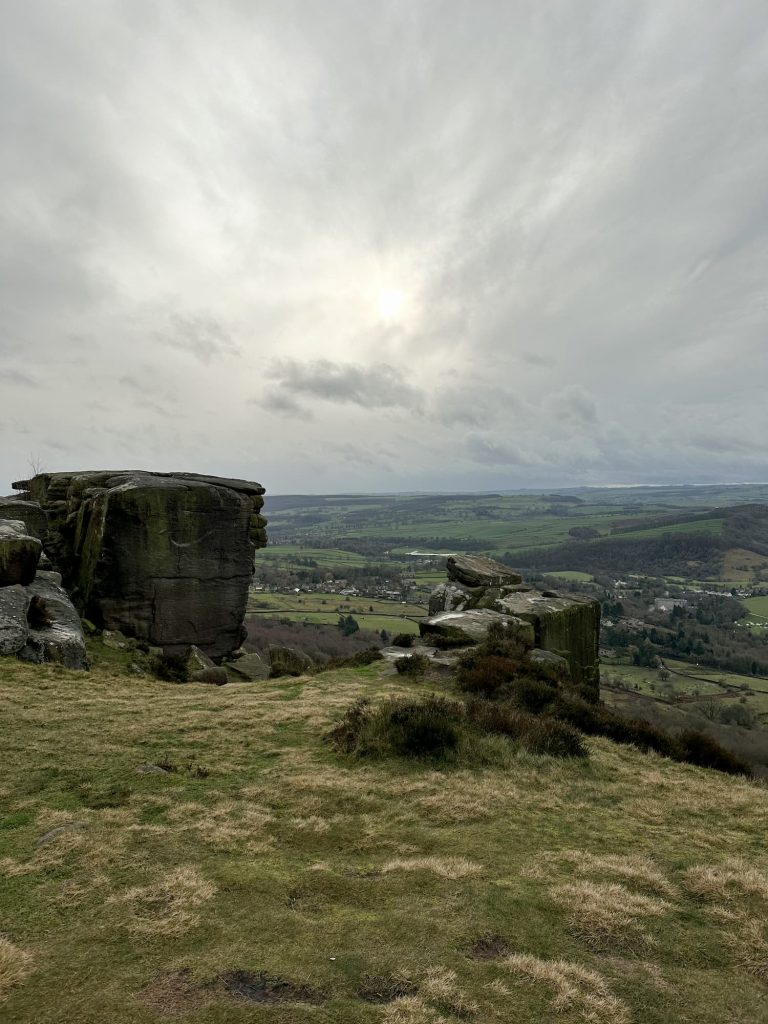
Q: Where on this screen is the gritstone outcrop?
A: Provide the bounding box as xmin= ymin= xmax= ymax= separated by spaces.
xmin=11 ymin=470 xmax=267 ymax=660
xmin=420 ymin=553 xmax=600 ymax=690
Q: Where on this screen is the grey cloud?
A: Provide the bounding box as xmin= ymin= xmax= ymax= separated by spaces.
xmin=263 ymin=392 xmax=314 ymax=421
xmin=0 ymin=368 xmax=37 ymax=387
xmin=155 ymin=314 xmax=240 ymax=364
xmin=267 ymin=359 xmax=424 ymax=410
xmin=1 ymin=1 xmax=767 ymax=491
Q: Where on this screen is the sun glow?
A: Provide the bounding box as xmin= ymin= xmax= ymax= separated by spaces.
xmin=375 ymin=287 xmax=406 ymax=321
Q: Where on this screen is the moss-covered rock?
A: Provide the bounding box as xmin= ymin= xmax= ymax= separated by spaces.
xmin=16 ymin=470 xmax=267 ymax=660
xmin=0 ymin=520 xmax=42 ymax=586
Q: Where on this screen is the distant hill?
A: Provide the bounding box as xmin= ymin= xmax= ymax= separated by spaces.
xmin=511 ymin=505 xmax=768 ymax=580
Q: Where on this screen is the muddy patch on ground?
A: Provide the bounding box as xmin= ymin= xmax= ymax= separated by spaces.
xmin=466 ymin=933 xmax=511 ymax=960
xmin=215 ymin=969 xmax=324 ymax=1004
xmin=356 ymin=974 xmax=419 ymax=1003
xmin=139 ymin=970 xmax=208 ymax=1016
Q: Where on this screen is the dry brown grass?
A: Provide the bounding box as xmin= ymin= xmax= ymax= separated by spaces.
xmin=726 ymin=916 xmax=768 ymax=982
xmin=682 ymin=859 xmax=768 ymax=904
xmin=421 ymin=967 xmax=478 ymax=1018
xmin=382 ymin=995 xmax=447 ymax=1024
xmin=380 ymin=856 xmax=482 ymax=879
xmin=553 ymin=850 xmax=678 ymax=898
xmin=504 ymin=953 xmax=631 ymax=1024
xmin=0 ymin=938 xmax=33 ymax=1003
xmin=551 ymin=880 xmax=672 ymax=950
xmin=108 ymin=865 xmax=216 ymax=936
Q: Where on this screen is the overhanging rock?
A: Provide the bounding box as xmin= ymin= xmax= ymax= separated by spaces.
xmin=15 ymin=470 xmax=267 ymax=660
xmin=422 ymin=554 xmax=601 ymax=692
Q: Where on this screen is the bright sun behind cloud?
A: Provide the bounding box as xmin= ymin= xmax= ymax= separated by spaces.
xmin=375 ymin=287 xmax=406 ymax=321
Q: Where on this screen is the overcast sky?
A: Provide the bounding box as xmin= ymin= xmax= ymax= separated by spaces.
xmin=1 ymin=1 xmax=767 ymax=496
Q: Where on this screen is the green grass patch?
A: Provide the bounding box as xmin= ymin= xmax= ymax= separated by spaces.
xmin=1 ymin=656 xmax=768 ymax=1022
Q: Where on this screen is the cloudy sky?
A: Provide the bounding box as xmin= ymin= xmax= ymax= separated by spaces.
xmin=1 ymin=1 xmax=767 ymax=495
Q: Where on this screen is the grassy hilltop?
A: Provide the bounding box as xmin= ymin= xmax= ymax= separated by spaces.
xmin=2 ymin=646 xmax=768 ymax=1023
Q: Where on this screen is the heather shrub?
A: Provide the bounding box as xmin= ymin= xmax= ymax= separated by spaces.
xmin=391 ymin=633 xmax=415 ymax=648
xmin=510 ymin=675 xmax=558 ymax=714
xmin=675 ymin=729 xmax=751 ymax=776
xmin=395 ymin=653 xmax=430 ymax=676
xmin=456 ymin=654 xmax=520 ymax=698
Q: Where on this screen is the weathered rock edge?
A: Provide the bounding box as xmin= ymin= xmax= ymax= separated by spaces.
xmin=13 ymin=470 xmax=267 ymax=660
xmin=420 ymin=553 xmax=600 ymax=690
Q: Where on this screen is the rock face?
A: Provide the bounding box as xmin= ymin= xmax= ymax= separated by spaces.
xmin=420 ymin=554 xmax=600 ymax=691
xmin=0 ymin=497 xmax=48 ymax=539
xmin=0 ymin=520 xmax=42 ymax=586
xmin=0 ymin=568 xmax=87 ymax=669
xmin=17 ymin=571 xmax=87 ymax=669
xmin=13 ymin=470 xmax=267 ymax=660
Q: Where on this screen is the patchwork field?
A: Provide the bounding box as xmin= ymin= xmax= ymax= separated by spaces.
xmin=248 ymin=592 xmax=427 ymax=636
xmin=2 ymin=648 xmax=768 ymax=1023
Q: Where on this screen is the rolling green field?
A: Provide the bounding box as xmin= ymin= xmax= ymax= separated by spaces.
xmin=262 ymin=487 xmax=768 ymax=579
xmin=248 ymin=592 xmax=427 ymax=636
xmin=3 ymin=649 xmax=768 ymax=1023
xmin=602 ymin=659 xmax=768 ymax=719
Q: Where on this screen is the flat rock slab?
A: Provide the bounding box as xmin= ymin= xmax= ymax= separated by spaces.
xmin=0 ymin=520 xmax=42 ymax=586
xmin=227 ymin=652 xmax=271 ymax=681
xmin=419 ymin=609 xmax=535 ymax=647
xmin=446 ymin=554 xmax=522 ymax=588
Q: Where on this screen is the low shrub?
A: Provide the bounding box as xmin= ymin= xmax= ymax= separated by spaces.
xmin=550 ymin=694 xmax=750 ymax=775
xmin=676 ymin=729 xmax=751 ymax=776
xmin=456 ymin=654 xmax=521 ymax=698
xmin=322 ymin=648 xmax=384 ymax=671
xmin=482 ymin=620 xmax=530 ymax=659
xmin=153 ymin=652 xmax=189 ymax=683
xmin=395 ymin=653 xmax=430 ymax=676
xmin=327 ymin=696 xmax=462 ymax=761
xmin=391 ymin=634 xmax=415 ymax=648
xmin=465 ymin=699 xmax=586 ymax=758
xmin=510 ymin=675 xmax=558 ymax=714
xmin=328 ymin=693 xmax=584 ymax=764
xmin=522 ymin=718 xmax=587 ymax=758
xmin=326 ymin=698 xmax=372 ymax=755
xmin=386 ymin=697 xmax=463 ymax=757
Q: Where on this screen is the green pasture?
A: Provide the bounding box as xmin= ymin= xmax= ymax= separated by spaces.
xmin=543 ymin=570 xmax=594 ymax=583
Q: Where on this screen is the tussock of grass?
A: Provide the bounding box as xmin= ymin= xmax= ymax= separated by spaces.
xmin=551 ymin=880 xmax=672 ymax=949
xmin=682 ymin=858 xmax=768 ymax=903
xmin=421 ymin=966 xmax=478 ymax=1017
xmin=0 ymin=938 xmax=33 ymax=1001
xmin=382 ymin=995 xmax=447 ymax=1024
xmin=504 ymin=954 xmax=630 ymax=1024
xmin=554 ymin=849 xmax=678 ymax=898
xmin=108 ymin=865 xmax=216 ymax=936
xmin=727 ymin=916 xmax=768 ymax=981
xmin=381 ymin=856 xmax=482 ymax=879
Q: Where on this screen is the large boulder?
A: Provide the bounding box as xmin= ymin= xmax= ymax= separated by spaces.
xmin=446 ymin=554 xmax=522 ymax=588
xmin=0 ymin=584 xmax=31 ymax=655
xmin=492 ymin=590 xmax=600 ymax=688
xmin=419 ymin=609 xmax=535 ymax=647
xmin=0 ymin=498 xmax=47 ymax=539
xmin=16 ymin=571 xmax=87 ymax=669
xmin=0 ymin=520 xmax=42 ymax=586
xmin=226 ymin=652 xmax=271 ymax=682
xmin=14 ymin=470 xmax=267 ymax=660
xmin=268 ymin=644 xmax=313 ymax=677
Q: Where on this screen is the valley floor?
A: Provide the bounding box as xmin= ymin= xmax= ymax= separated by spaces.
xmin=1 ymin=653 xmax=768 ymax=1023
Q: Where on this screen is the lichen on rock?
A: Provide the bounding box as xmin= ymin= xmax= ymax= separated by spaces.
xmin=14 ymin=470 xmax=267 ymax=660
